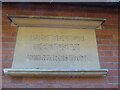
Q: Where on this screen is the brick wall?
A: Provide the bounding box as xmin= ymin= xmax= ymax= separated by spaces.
xmin=2 ymin=3 xmax=119 ymax=88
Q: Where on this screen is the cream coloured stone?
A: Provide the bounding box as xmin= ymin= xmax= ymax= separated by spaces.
xmin=12 ymin=27 xmax=100 ymax=69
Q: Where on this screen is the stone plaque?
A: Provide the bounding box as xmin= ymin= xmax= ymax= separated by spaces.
xmin=12 ymin=27 xmax=100 ymax=69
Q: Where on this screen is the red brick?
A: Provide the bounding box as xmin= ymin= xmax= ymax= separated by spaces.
xmin=96 ymin=35 xmax=113 ymax=39
xmin=59 ymin=85 xmax=72 ymax=88
xmin=0 ymin=49 xmax=1 ymax=54
xmin=2 ymin=62 xmax=12 ymax=68
xmin=2 ymin=76 xmax=12 ymax=83
xmin=86 ymin=77 xmax=108 ymax=83
xmin=95 ymin=84 xmax=118 ymax=88
xmin=96 ymin=30 xmax=118 ymax=35
xmin=109 ymin=14 xmax=118 ymax=19
xmin=2 ymin=55 xmax=13 ymax=61
xmin=0 ymin=55 xmax=2 ymax=61
xmin=2 ymin=37 xmax=16 ymax=42
xmin=2 ymin=49 xmax=14 ymax=55
xmin=0 ymin=31 xmax=2 ymax=37
xmin=32 ymin=11 xmax=44 ymax=16
xmin=98 ymin=51 xmax=104 ymax=56
xmin=108 ymin=70 xmax=118 ymax=76
xmin=0 ymin=42 xmax=1 ymax=48
xmin=55 ymin=78 xmax=81 ymax=83
xmin=2 ymin=84 xmax=26 ymax=88
xmin=11 ymin=77 xmax=23 ymax=84
xmin=26 ymin=85 xmax=61 ymax=88
xmin=15 ymin=11 xmax=34 ymax=15
xmin=57 ymin=12 xmax=84 ymax=17
xmin=104 ymin=51 xmax=113 ymax=56
xmin=114 ymin=46 xmax=118 ymax=50
xmin=56 ymin=78 xmax=78 ymax=83
xmin=2 ymin=31 xmax=12 ymax=37
xmin=118 ymin=46 xmax=120 ymax=50
xmin=102 ymin=24 xmax=118 ymax=29
xmin=44 ymin=78 xmax=57 ymax=84
xmin=113 ymin=51 xmax=118 ymax=56
xmin=107 ymin=77 xmax=118 ymax=83
xmin=85 ymin=13 xmax=101 ymax=18
xmin=111 ymin=40 xmax=118 ymax=45
xmin=0 ymin=70 xmax=2 ymax=76
xmin=105 ymin=8 xmax=118 ymax=14
xmin=11 ymin=32 xmax=17 ymax=37
xmin=83 ymin=5 xmax=104 ymax=11
xmin=35 ymin=7 xmax=55 ymax=12
xmin=2 ymin=20 xmax=11 ymax=26
xmin=87 ymin=13 xmax=117 ymax=20
xmin=98 ymin=45 xmax=118 ymax=50
xmin=2 ymin=16 xmax=9 ymax=20
xmin=103 ymin=84 xmax=118 ymax=88
xmin=3 ymin=10 xmax=16 ymax=15
xmin=56 ymin=12 xmax=70 ymax=17
xmin=86 ymin=9 xmax=103 ymax=14
xmin=113 ymin=34 xmax=119 ymax=39
xmin=23 ymin=77 xmax=46 ymax=84
xmin=106 ymin=19 xmax=118 ymax=24
xmin=3 ymin=43 xmax=15 ymax=48
xmin=0 ymin=37 xmax=2 ymax=42
xmin=9 ymin=43 xmax=16 ymax=48
xmin=97 ymin=40 xmax=111 ymax=44
xmin=72 ymin=85 xmax=94 ymax=88
xmin=101 ymin=63 xmax=118 ymax=69
xmin=38 ymin=12 xmax=58 ymax=16
xmin=100 ymin=57 xmax=118 ymax=62
xmin=45 ymin=85 xmax=62 ymax=88
xmin=2 ymin=43 xmax=9 ymax=48
xmin=18 ymin=7 xmax=37 ymax=12
xmin=77 ymin=78 xmax=88 ymax=83
xmin=2 ymin=26 xmax=18 ymax=32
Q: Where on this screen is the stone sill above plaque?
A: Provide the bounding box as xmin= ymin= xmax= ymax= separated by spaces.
xmin=7 ymin=14 xmax=106 ymax=29
xmin=4 ymin=15 xmax=108 ymax=77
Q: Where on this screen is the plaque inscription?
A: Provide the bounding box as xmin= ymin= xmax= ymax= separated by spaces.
xmin=12 ymin=27 xmax=100 ymax=69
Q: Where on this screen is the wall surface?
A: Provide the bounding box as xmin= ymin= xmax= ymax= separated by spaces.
xmin=2 ymin=3 xmax=119 ymax=88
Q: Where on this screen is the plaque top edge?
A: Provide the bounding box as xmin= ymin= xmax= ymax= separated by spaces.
xmin=7 ymin=14 xmax=106 ymax=21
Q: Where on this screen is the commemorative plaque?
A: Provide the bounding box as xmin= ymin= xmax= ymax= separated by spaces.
xmin=12 ymin=27 xmax=100 ymax=69
xmin=4 ymin=15 xmax=108 ymax=77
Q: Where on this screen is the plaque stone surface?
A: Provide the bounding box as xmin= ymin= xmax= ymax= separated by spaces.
xmin=12 ymin=27 xmax=100 ymax=69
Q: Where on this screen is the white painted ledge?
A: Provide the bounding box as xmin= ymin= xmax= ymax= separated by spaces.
xmin=4 ymin=68 xmax=108 ymax=77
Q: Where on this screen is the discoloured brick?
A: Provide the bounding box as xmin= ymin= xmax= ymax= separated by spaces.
xmin=95 ymin=84 xmax=118 ymax=88
xmin=72 ymin=85 xmax=95 ymax=88
xmin=86 ymin=77 xmax=109 ymax=83
xmin=2 ymin=84 xmax=27 ymax=88
xmin=23 ymin=77 xmax=46 ymax=84
xmin=11 ymin=77 xmax=23 ymax=84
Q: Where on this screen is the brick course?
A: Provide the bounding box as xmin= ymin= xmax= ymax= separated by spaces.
xmin=2 ymin=3 xmax=119 ymax=88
